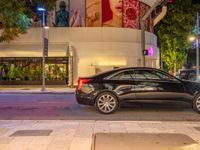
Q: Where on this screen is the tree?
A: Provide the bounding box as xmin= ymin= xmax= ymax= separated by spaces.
xmin=0 ymin=0 xmax=30 ymax=42
xmin=161 ymin=36 xmax=186 ymax=74
xmin=0 ymin=0 xmax=55 ymax=43
xmin=156 ymin=0 xmax=200 ymax=73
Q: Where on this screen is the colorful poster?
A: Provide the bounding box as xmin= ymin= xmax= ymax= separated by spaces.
xmin=123 ymin=0 xmax=139 ymax=29
xmin=86 ymin=0 xmax=102 ymax=27
xmin=139 ymin=2 xmax=153 ymax=32
xmin=47 ymin=8 xmax=56 ymax=27
xmin=70 ymin=0 xmax=85 ymax=27
xmin=139 ymin=1 xmax=148 ymax=29
xmin=31 ymin=14 xmax=42 ymax=27
xmin=146 ymin=5 xmax=154 ymax=32
xmin=55 ymin=0 xmax=69 ymax=27
xmin=102 ymin=0 xmax=122 ymax=27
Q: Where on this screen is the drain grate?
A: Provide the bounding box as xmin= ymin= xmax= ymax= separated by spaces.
xmin=10 ymin=130 xmax=52 ymax=137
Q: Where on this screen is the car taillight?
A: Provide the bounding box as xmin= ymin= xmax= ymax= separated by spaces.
xmin=77 ymin=78 xmax=91 ymax=91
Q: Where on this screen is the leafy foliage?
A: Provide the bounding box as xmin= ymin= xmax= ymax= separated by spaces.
xmin=156 ymin=0 xmax=200 ymax=72
xmin=0 ymin=0 xmax=31 ymax=42
xmin=0 ymin=0 xmax=56 ymax=42
xmin=161 ymin=37 xmax=186 ymax=73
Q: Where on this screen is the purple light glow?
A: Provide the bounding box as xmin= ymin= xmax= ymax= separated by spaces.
xmin=148 ymin=46 xmax=154 ymax=57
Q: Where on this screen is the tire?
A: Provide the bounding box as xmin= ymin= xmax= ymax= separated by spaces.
xmin=95 ymin=92 xmax=118 ymax=114
xmin=193 ymin=94 xmax=200 ymax=114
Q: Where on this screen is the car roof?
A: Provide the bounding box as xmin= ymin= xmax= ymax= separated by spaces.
xmin=107 ymin=67 xmax=164 ymax=72
xmin=92 ymin=67 xmax=167 ymax=79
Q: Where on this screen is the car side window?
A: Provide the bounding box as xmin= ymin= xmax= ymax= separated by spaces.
xmin=133 ymin=70 xmax=161 ymax=80
xmin=110 ymin=71 xmax=134 ymax=80
xmin=154 ymin=71 xmax=179 ymax=82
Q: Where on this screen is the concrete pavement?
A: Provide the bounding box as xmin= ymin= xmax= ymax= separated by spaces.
xmin=0 ymin=120 xmax=200 ymax=150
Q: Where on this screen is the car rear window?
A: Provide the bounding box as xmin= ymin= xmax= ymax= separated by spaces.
xmin=109 ymin=71 xmax=134 ymax=80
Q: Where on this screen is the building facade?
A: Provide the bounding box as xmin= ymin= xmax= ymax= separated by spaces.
xmin=0 ymin=0 xmax=160 ymax=85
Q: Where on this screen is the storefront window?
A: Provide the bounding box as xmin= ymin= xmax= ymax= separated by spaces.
xmin=0 ymin=57 xmax=68 ymax=83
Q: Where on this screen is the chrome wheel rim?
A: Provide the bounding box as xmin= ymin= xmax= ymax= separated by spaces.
xmin=97 ymin=94 xmax=116 ymax=113
xmin=196 ymin=97 xmax=200 ymax=111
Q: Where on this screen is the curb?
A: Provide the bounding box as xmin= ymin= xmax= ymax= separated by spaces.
xmin=0 ymin=90 xmax=75 ymax=94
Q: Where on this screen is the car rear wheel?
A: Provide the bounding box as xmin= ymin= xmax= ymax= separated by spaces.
xmin=193 ymin=94 xmax=200 ymax=114
xmin=95 ymin=92 xmax=118 ymax=114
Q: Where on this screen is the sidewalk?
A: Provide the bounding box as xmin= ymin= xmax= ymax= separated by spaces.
xmin=0 ymin=120 xmax=200 ymax=150
xmin=0 ymin=85 xmax=75 ymax=94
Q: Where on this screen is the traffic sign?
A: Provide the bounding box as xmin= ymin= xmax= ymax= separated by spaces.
xmin=44 ymin=38 xmax=48 ymax=57
xmin=143 ymin=49 xmax=148 ymax=56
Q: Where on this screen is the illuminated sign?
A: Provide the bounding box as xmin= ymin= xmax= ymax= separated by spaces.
xmin=147 ymin=46 xmax=154 ymax=57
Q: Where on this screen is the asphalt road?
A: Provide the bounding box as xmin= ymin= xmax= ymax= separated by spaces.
xmin=0 ymin=94 xmax=199 ymax=121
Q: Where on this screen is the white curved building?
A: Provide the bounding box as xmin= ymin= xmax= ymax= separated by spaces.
xmin=0 ymin=0 xmax=161 ymax=85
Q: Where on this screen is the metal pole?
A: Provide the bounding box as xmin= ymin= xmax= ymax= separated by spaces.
xmin=196 ymin=12 xmax=199 ymax=82
xmin=140 ymin=0 xmax=164 ymax=67
xmin=141 ymin=20 xmax=146 ymax=66
xmin=41 ymin=11 xmax=46 ymax=91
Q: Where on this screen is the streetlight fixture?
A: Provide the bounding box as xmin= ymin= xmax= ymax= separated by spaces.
xmin=37 ymin=6 xmax=47 ymax=91
xmin=189 ymin=36 xmax=196 ymax=42
xmin=188 ymin=12 xmax=199 ymax=82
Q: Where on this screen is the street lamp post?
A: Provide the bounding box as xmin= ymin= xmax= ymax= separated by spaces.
xmin=141 ymin=0 xmax=165 ymax=67
xmin=37 ymin=6 xmax=46 ymax=91
xmin=196 ymin=12 xmax=199 ymax=82
xmin=189 ymin=35 xmax=199 ymax=81
xmin=189 ymin=12 xmax=199 ymax=82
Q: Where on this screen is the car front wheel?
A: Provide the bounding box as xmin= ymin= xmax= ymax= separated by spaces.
xmin=95 ymin=92 xmax=118 ymax=114
xmin=193 ymin=94 xmax=200 ymax=114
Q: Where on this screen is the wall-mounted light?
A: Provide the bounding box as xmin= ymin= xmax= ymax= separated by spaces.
xmin=44 ymin=26 xmax=50 ymax=29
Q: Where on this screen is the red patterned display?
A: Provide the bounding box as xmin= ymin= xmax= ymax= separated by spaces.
xmin=139 ymin=2 xmax=153 ymax=32
xmin=102 ymin=0 xmax=112 ymax=23
xmin=123 ymin=0 xmax=139 ymax=29
xmin=139 ymin=1 xmax=147 ymax=29
xmin=146 ymin=5 xmax=154 ymax=32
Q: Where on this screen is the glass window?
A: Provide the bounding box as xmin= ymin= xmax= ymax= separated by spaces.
xmin=110 ymin=71 xmax=133 ymax=80
xmin=134 ymin=70 xmax=161 ymax=80
xmin=0 ymin=57 xmax=68 ymax=82
xmin=133 ymin=70 xmax=162 ymax=80
xmin=154 ymin=71 xmax=169 ymax=80
xmin=133 ymin=70 xmax=179 ymax=82
xmin=154 ymin=71 xmax=179 ymax=82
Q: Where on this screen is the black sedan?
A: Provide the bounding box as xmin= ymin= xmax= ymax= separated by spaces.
xmin=75 ymin=67 xmax=200 ymax=114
